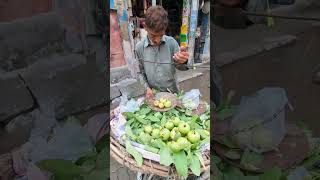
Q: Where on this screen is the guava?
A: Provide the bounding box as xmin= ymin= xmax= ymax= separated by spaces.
xmin=205 ymin=120 xmax=210 ymax=129
xmin=164 ymin=100 xmax=172 ymax=108
xmin=160 ymin=98 xmax=166 ymax=103
xmin=191 ymin=142 xmax=199 ymax=150
xmin=178 ymin=122 xmax=191 ymax=135
xmin=158 ymin=103 xmax=164 ymax=109
xmin=170 ymin=141 xmax=182 ymax=153
xmin=139 ymin=132 xmax=151 ymax=145
xmin=232 ymin=131 xmax=252 ymax=150
xmin=252 ymin=126 xmax=275 ymax=152
xmin=144 ymin=125 xmax=153 ymax=134
xmin=165 ymin=121 xmax=174 ymax=130
xmin=170 ymin=127 xmax=181 ymax=141
xmin=160 ymin=128 xmax=170 ymax=141
xmin=177 ymin=137 xmax=190 ymax=149
xmin=187 ymin=130 xmax=201 ymax=143
xmin=154 ymin=100 xmax=159 ymax=107
xmin=173 ymin=117 xmax=180 ymax=126
xmin=151 ymin=128 xmax=160 ymax=138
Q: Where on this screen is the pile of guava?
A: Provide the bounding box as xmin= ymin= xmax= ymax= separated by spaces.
xmin=121 ymin=102 xmax=210 ymax=178
xmin=153 ymin=97 xmax=172 ymax=109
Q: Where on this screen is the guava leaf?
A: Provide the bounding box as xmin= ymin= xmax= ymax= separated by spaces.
xmin=83 ymin=169 xmax=108 ymax=180
xmin=75 ymin=151 xmax=97 ymax=166
xmin=225 ymin=150 xmax=241 ymax=160
xmin=147 ymin=116 xmax=160 ymax=122
xmin=260 ymin=167 xmax=282 ymax=180
xmin=240 ymin=149 xmax=263 ymax=169
xmin=190 ymin=154 xmax=201 ymax=176
xmin=160 ymin=116 xmax=167 ymax=126
xmin=95 ymin=134 xmax=108 ymax=153
xmin=140 ymin=107 xmax=151 ymax=115
xmin=159 ymin=147 xmax=173 ymax=166
xmin=199 ymin=114 xmax=209 ymax=121
xmin=173 ymin=151 xmax=188 ymax=178
xmin=36 ymin=159 xmax=84 ymax=178
xmin=30 ymin=120 xmax=94 ymax=162
xmin=125 ymin=124 xmax=136 ymax=140
xmin=96 ymin=147 xmax=108 ymax=169
xmin=125 ymin=140 xmax=143 ymax=167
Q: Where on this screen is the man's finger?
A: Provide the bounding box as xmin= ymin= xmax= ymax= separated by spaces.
xmin=180 ymin=46 xmax=187 ymax=52
xmin=177 ymin=53 xmax=188 ymax=60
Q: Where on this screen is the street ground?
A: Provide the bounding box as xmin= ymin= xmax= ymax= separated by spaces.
xmin=216 ymin=9 xmax=320 ymax=136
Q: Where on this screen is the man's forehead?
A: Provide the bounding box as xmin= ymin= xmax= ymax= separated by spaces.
xmin=146 ymin=28 xmax=165 ymax=35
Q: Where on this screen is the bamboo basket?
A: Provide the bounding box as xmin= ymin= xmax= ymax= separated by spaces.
xmin=110 ymin=126 xmax=210 ymax=178
xmin=0 ymin=153 xmax=15 ymax=180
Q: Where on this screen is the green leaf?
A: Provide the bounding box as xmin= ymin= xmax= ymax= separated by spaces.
xmin=260 ymin=167 xmax=282 ymax=180
xmin=122 ymin=112 xmax=135 ymax=119
xmin=147 ymin=116 xmax=160 ymax=122
xmin=225 ymin=150 xmax=241 ymax=160
xmin=140 ymin=107 xmax=151 ymax=115
xmin=125 ymin=140 xmax=143 ymax=167
xmin=83 ymin=169 xmax=108 ymax=180
xmin=173 ymin=151 xmax=188 ymax=178
xmin=191 ymin=115 xmax=199 ymax=122
xmin=95 ymin=134 xmax=108 ymax=153
xmin=212 ymin=155 xmax=221 ymax=164
xmin=160 ymin=116 xmax=167 ymax=127
xmin=200 ymin=137 xmax=210 ymax=146
xmin=125 ymin=124 xmax=137 ymax=140
xmin=223 ymin=166 xmax=244 ymax=180
xmin=135 ymin=115 xmax=148 ymax=124
xmin=36 ymin=159 xmax=84 ymax=177
xmin=96 ymin=147 xmax=108 ymax=169
xmin=190 ymin=154 xmax=201 ymax=176
xmin=124 ymin=112 xmax=148 ymax=124
xmin=154 ymin=112 xmax=163 ymax=119
xmin=159 ymin=147 xmax=174 ymax=166
xmin=154 ymin=139 xmax=166 ymax=149
xmin=75 ymin=152 xmax=97 ymax=166
xmin=199 ymin=114 xmax=209 ymax=121
xmin=188 ymin=121 xmax=201 ymax=130
xmin=216 ymin=107 xmax=236 ymax=121
xmin=185 ymin=109 xmax=192 ymax=116
xmin=240 ymin=149 xmax=263 ymax=169
xmin=214 ymin=135 xmax=238 ymax=149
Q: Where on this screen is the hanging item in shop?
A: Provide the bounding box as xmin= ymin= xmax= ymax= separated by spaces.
xmin=180 ymin=0 xmax=190 ymax=48
xmin=187 ymin=0 xmax=199 ymax=66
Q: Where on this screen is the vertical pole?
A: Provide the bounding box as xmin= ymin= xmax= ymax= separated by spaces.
xmin=116 ymin=0 xmax=138 ymax=77
xmin=187 ymin=0 xmax=199 ymax=67
xmin=152 ymin=0 xmax=156 ymax=6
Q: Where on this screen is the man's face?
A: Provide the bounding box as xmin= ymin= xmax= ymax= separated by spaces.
xmin=145 ymin=27 xmax=165 ymax=46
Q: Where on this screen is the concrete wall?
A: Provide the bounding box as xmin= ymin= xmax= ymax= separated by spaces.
xmin=0 ymin=0 xmax=52 ymax=22
xmin=0 ymin=13 xmax=108 ymax=153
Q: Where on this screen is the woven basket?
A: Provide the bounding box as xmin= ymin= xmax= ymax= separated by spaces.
xmin=110 ymin=135 xmax=210 ymax=178
xmin=0 ymin=153 xmax=15 ymax=180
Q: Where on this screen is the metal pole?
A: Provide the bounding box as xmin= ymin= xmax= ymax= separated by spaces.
xmin=188 ymin=0 xmax=199 ymax=67
xmin=152 ymin=0 xmax=156 ymax=6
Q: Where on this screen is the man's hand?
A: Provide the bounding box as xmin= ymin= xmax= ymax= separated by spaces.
xmin=146 ymin=87 xmax=154 ymax=100
xmin=173 ymin=46 xmax=189 ymax=64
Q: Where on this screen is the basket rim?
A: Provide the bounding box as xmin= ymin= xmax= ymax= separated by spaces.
xmin=110 ymin=136 xmax=210 ymax=177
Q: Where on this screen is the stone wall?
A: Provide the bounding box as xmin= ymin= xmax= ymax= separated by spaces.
xmin=0 ymin=13 xmax=108 ymax=153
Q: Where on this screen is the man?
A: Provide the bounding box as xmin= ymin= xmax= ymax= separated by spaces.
xmin=135 ymin=6 xmax=189 ymax=98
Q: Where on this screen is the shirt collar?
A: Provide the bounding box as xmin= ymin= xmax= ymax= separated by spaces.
xmin=144 ymin=35 xmax=166 ymax=47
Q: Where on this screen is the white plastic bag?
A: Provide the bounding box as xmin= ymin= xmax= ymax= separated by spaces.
xmin=230 ymin=87 xmax=292 ymax=153
xmin=182 ymin=89 xmax=201 ymax=110
xmin=119 ymin=94 xmax=140 ymax=113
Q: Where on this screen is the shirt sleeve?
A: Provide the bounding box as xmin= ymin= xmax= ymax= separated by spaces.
xmin=136 ymin=44 xmax=150 ymax=89
xmin=171 ymin=38 xmax=189 ymax=71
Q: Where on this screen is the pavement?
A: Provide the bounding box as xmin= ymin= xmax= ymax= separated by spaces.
xmin=216 ymin=6 xmax=320 ymax=136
